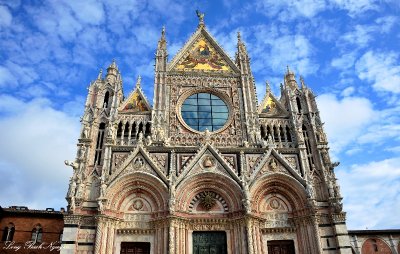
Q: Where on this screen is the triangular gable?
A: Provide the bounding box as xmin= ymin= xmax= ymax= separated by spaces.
xmin=168 ymin=27 xmax=240 ymax=73
xmin=108 ymin=145 xmax=168 ymax=186
xmin=119 ymin=80 xmax=151 ymax=113
xmin=249 ymin=149 xmax=305 ymax=187
xmin=258 ymin=89 xmax=288 ymax=117
xmin=176 ymin=143 xmax=241 ymax=187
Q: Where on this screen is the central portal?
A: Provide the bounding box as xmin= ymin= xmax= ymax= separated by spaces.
xmin=192 ymin=231 xmax=227 ymax=254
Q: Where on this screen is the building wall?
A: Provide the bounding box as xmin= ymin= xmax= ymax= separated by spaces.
xmin=348 ymin=231 xmax=400 ymax=254
xmin=0 ymin=206 xmax=64 ymax=254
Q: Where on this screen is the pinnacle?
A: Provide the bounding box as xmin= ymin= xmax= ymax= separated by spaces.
xmin=135 ymin=75 xmax=142 ymax=88
xmin=108 ymin=59 xmax=118 ymax=70
xmin=266 ymin=80 xmax=271 ymax=93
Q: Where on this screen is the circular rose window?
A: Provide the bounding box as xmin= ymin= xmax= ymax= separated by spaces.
xmin=181 ymin=92 xmax=229 ymax=132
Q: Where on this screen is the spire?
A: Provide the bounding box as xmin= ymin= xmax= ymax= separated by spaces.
xmin=300 ymin=75 xmax=306 ymax=89
xmin=97 ymin=69 xmax=103 ymax=80
xmin=155 ymin=26 xmax=167 ymax=72
xmin=196 ymin=10 xmax=205 ymax=28
xmin=236 ymin=31 xmax=248 ymax=55
xmin=135 ymin=75 xmax=141 ymax=88
xmin=161 ymin=26 xmax=166 ymax=41
xmin=266 ymin=80 xmax=271 ymax=93
xmin=157 ymin=26 xmax=167 ymax=50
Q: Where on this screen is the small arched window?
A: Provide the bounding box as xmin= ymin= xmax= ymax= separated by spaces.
xmin=2 ymin=223 xmax=15 ymax=241
xmin=31 ymin=225 xmax=42 ymax=243
xmin=296 ymin=97 xmax=302 ymax=112
xmin=94 ymin=123 xmax=106 ymax=165
xmin=103 ymin=91 xmax=110 ymax=108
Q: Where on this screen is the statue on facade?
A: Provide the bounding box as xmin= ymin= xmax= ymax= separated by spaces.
xmin=81 ymin=124 xmax=90 ymax=139
xmin=107 ymin=126 xmax=114 ymax=139
xmin=78 ymin=146 xmax=86 ymax=161
xmin=305 ymin=180 xmax=315 ymax=199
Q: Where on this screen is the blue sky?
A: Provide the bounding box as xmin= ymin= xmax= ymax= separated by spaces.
xmin=0 ymin=0 xmax=399 ymax=229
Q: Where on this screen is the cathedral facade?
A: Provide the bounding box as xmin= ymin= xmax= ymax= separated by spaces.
xmin=61 ymin=15 xmax=352 ymax=254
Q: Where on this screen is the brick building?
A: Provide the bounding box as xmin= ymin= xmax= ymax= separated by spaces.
xmin=0 ymin=206 xmax=64 ymax=254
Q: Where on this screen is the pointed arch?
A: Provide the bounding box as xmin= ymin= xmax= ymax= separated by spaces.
xmin=106 ymin=172 xmax=168 ymax=214
xmin=251 ymin=174 xmax=308 ymax=214
xmin=175 ymin=172 xmax=244 ymax=213
xmin=94 ymin=122 xmax=106 ymax=165
xmin=361 ymin=237 xmax=392 ymax=254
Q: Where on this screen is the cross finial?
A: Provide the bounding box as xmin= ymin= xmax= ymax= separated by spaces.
xmin=196 ymin=10 xmax=205 ymax=27
xmin=161 ymin=26 xmax=165 ymax=39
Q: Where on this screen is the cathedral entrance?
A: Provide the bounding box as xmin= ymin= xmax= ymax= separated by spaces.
xmin=267 ymin=240 xmax=295 ymax=254
xmin=120 ymin=242 xmax=150 ymax=254
xmin=192 ymin=231 xmax=227 ymax=254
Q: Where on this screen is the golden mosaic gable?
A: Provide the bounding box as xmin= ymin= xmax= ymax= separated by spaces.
xmin=121 ymin=90 xmax=150 ymax=112
xmin=174 ymin=37 xmax=233 ymax=72
xmin=260 ymin=94 xmax=277 ymax=114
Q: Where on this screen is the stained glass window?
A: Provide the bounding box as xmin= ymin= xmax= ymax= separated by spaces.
xmin=181 ymin=93 xmax=229 ymax=132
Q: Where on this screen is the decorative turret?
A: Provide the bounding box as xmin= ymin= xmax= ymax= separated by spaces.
xmin=284 ymin=66 xmax=298 ymax=90
xmin=106 ymin=59 xmax=119 ymax=83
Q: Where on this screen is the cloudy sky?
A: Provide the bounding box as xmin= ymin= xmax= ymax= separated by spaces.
xmin=0 ymin=0 xmax=399 ymax=230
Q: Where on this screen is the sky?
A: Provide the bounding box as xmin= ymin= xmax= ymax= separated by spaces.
xmin=0 ymin=0 xmax=399 ymax=230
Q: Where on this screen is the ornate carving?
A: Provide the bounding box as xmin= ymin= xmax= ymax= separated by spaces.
xmin=132 ymin=199 xmax=144 ymax=211
xmin=199 ymin=191 xmax=217 ymax=210
xmin=202 ymin=156 xmax=215 ymax=168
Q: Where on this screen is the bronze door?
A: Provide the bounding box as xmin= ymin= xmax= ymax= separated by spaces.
xmin=267 ymin=240 xmax=295 ymax=254
xmin=120 ymin=242 xmax=150 ymax=254
xmin=193 ymin=231 xmax=227 ymax=254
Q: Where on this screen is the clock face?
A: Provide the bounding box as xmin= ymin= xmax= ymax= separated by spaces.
xmin=181 ymin=92 xmax=229 ymax=132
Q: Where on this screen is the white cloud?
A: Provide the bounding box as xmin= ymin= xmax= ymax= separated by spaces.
xmin=248 ymin=25 xmax=319 ymax=76
xmin=0 ymin=95 xmax=80 ymax=209
xmin=330 ymin=0 xmax=379 ymax=16
xmin=355 ymin=51 xmax=400 ymax=94
xmin=337 ymin=157 xmax=400 ymax=229
xmin=0 ymin=66 xmax=16 ymax=87
xmin=340 ymin=25 xmax=375 ymax=48
xmin=255 ymin=0 xmax=386 ymax=19
xmin=256 ymin=0 xmax=327 ymax=20
xmin=341 ymin=86 xmax=355 ymax=97
xmin=331 ymin=52 xmax=356 ymax=70
xmin=0 ymin=5 xmax=12 ymax=27
xmin=65 ymin=0 xmax=105 ymax=25
xmin=317 ymin=93 xmax=376 ymax=156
